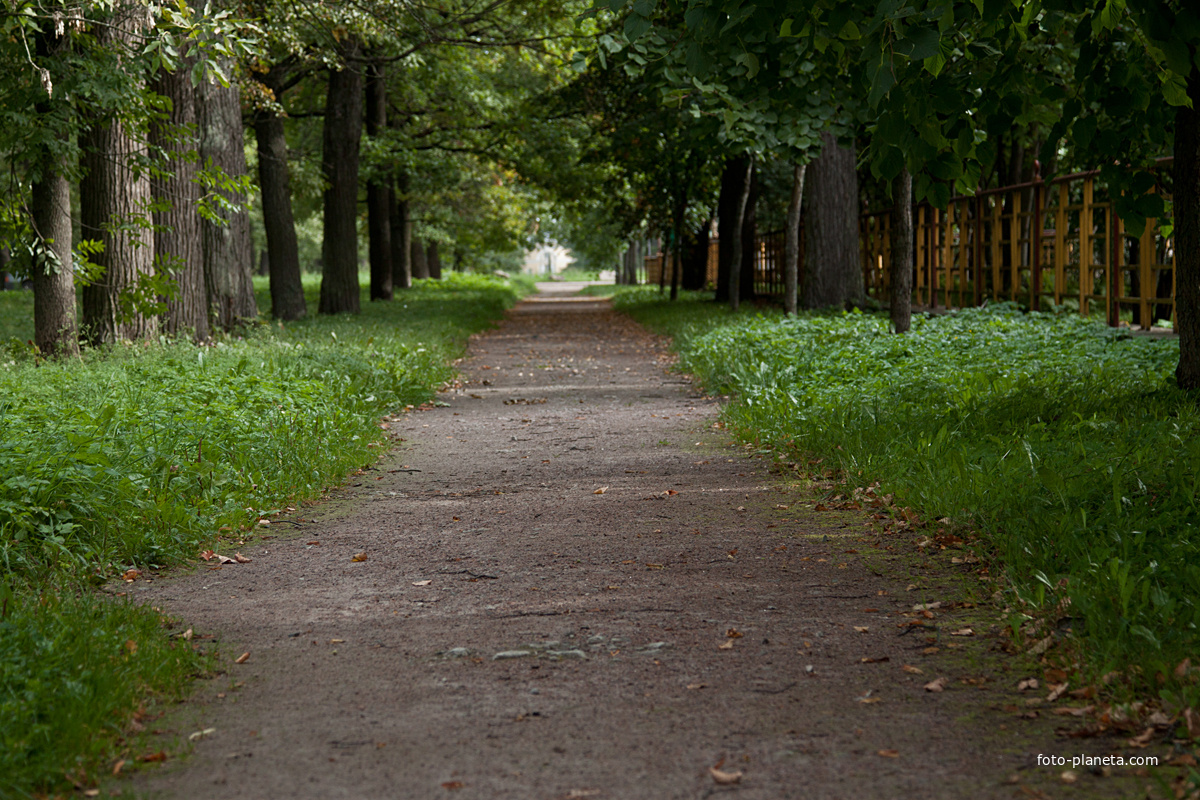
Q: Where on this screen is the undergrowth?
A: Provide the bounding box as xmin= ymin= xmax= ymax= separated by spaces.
xmin=0 ymin=272 xmax=523 ymax=797
xmin=615 ymin=287 xmax=1200 ymax=708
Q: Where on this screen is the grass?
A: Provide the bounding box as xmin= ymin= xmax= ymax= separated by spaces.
xmin=614 ymin=287 xmax=1200 ymax=708
xmin=0 ymin=271 xmax=525 ymax=798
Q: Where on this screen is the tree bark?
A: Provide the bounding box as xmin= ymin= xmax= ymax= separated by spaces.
xmin=728 ymin=157 xmax=754 ymax=311
xmin=319 ymin=53 xmax=364 ymax=315
xmin=151 ymin=58 xmax=209 ymax=341
xmin=427 ymin=240 xmax=442 ymax=279
xmin=802 ymin=132 xmax=863 ymax=309
xmin=783 ymin=162 xmax=807 ymax=315
xmin=411 ymin=237 xmax=429 ymax=280
xmin=365 ymin=61 xmax=392 ymax=301
xmin=31 ymin=164 xmax=79 ymax=356
xmin=716 ymin=156 xmax=749 ymax=303
xmin=890 ymin=168 xmax=914 ymax=333
xmin=81 ymin=6 xmax=156 ymax=345
xmin=391 ymin=175 xmax=413 ymax=288
xmin=740 ymin=162 xmax=759 ymax=303
xmin=683 ymin=217 xmax=710 ymax=291
xmin=1175 ymin=71 xmax=1200 ymax=389
xmin=198 ymin=62 xmax=258 ymax=328
xmin=254 ymin=104 xmax=306 ymax=320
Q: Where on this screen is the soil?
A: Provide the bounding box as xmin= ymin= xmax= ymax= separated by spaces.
xmin=124 ymin=284 xmax=1173 ymax=799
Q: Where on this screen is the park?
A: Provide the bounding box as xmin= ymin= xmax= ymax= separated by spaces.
xmin=1 ymin=0 xmax=1199 ymax=797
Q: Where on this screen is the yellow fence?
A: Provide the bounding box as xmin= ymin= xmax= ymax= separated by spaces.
xmin=860 ymin=165 xmax=1176 ymax=328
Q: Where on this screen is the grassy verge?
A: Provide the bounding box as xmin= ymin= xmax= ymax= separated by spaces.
xmin=0 ymin=272 xmax=524 ymax=797
xmin=614 ymin=287 xmax=1200 ymax=706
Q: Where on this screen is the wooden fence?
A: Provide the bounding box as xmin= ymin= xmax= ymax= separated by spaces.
xmin=644 ymin=229 xmax=788 ymax=297
xmin=861 ymin=163 xmax=1176 ymax=328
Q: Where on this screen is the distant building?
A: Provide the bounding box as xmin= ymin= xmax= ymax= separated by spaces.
xmin=522 ymin=243 xmax=574 ymax=276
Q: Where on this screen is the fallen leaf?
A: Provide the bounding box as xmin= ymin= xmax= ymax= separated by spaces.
xmin=709 ymin=767 xmax=742 ymax=785
xmin=124 ymin=639 xmax=138 ymax=655
xmin=139 ymin=751 xmax=168 ymax=763
xmin=1051 ymin=706 xmax=1093 ymax=717
xmin=234 ymin=553 xmax=251 ymax=564
xmin=686 ymin=683 xmax=707 ymax=690
xmin=412 ymin=580 xmax=432 ymax=586
xmin=352 ymin=552 xmax=368 ymax=562
xmin=1186 ymin=707 xmax=1200 ymax=739
xmin=593 ymin=487 xmax=608 ymax=495
xmin=901 ymin=665 xmax=924 ymax=675
xmin=1060 ymin=770 xmax=1078 ymax=784
xmin=199 ymin=550 xmax=216 ymax=561
xmin=924 ymin=677 xmax=949 ymax=692
xmin=330 ymin=639 xmax=345 ymax=644
xmin=950 ymin=628 xmax=974 ymax=637
xmin=645 ymin=563 xmax=664 ymax=570
xmin=83 ymin=791 xmax=99 ymax=798
xmin=922 ymin=646 xmax=940 ymax=655
xmin=725 ymin=628 xmax=744 ymax=639
xmin=1128 ymin=727 xmax=1156 ymax=747
xmin=1047 ymin=683 xmax=1069 ymax=702
xmin=112 ymin=759 xmax=126 ymax=776
xmin=1017 ymin=678 xmax=1039 ymax=692
xmin=1169 ymin=754 xmax=1198 ymax=768
xmin=188 ymin=727 xmax=216 ymax=741
xmin=441 ymin=781 xmax=464 ymax=790
xmin=912 ymin=601 xmax=943 ymax=611
xmin=861 ymin=656 xmax=890 ymax=664
xmin=877 ymin=749 xmax=899 ymax=758
xmin=718 ymin=639 xmax=735 ymax=650
xmin=234 ymin=652 xmax=250 ymax=664
xmin=307 ymin=541 xmax=320 ymax=546
xmin=853 ymin=626 xmax=870 ymax=633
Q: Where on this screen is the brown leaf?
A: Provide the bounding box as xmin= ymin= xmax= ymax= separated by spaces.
xmin=1185 ymin=707 xmax=1200 ymax=740
xmin=709 ymin=767 xmax=743 ymax=785
xmin=924 ymin=677 xmax=949 ymax=692
xmin=1051 ymin=706 xmax=1093 ymax=717
xmin=412 ymin=580 xmax=432 ymax=586
xmin=139 ymin=751 xmax=168 ymax=763
xmin=124 ymin=639 xmax=138 ymax=655
xmin=1017 ymin=678 xmax=1039 ymax=691
xmin=1047 ymin=683 xmax=1069 ymax=702
xmin=441 ymin=781 xmax=464 ymax=790
xmin=950 ymin=628 xmax=974 ymax=637
xmin=718 ymin=639 xmax=735 ymax=650
xmin=901 ymin=664 xmax=924 ymax=675
xmin=593 ymin=487 xmax=608 ymax=495
xmin=922 ymin=646 xmax=940 ymax=655
xmin=853 ymin=626 xmax=870 ymax=633
xmin=1177 ymin=658 xmax=1193 ymax=679
xmin=112 ymin=759 xmax=126 ymax=776
xmin=234 ymin=652 xmax=250 ymax=664
xmin=234 ymin=553 xmax=251 ymax=564
xmin=877 ymin=749 xmax=900 ymax=758
xmin=351 ymin=552 xmax=368 ymax=562
xmin=725 ymin=628 xmax=744 ymax=639
xmin=686 ymin=683 xmax=707 ymax=690
xmin=1128 ymin=727 xmax=1156 ymax=747
xmin=860 ymin=656 xmax=890 ymax=664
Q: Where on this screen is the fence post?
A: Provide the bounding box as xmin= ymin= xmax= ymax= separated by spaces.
xmin=1032 ymin=181 xmax=1043 ymax=311
xmin=1109 ymin=204 xmax=1120 ymax=326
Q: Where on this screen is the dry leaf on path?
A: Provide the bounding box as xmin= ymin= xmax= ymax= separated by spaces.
xmin=1051 ymin=706 xmax=1093 ymax=717
xmin=709 ymin=767 xmax=743 ymax=785
xmin=593 ymin=487 xmax=608 ymax=495
xmin=234 ymin=553 xmax=251 ymax=564
xmin=1017 ymin=678 xmax=1039 ymax=691
xmin=441 ymin=781 xmax=464 ymax=790
xmin=352 ymin=552 xmax=368 ymax=562
xmin=725 ymin=628 xmax=744 ymax=638
xmin=1128 ymin=727 xmax=1156 ymax=747
xmin=924 ymin=677 xmax=949 ymax=692
xmin=234 ymin=652 xmax=250 ymax=664
xmin=877 ymin=749 xmax=899 ymax=758
xmin=1186 ymin=707 xmax=1200 ymax=739
xmin=139 ymin=751 xmax=167 ymax=763
xmin=718 ymin=639 xmax=735 ymax=650
xmin=901 ymin=665 xmax=924 ymax=675
xmin=1047 ymin=683 xmax=1069 ymax=702
xmin=412 ymin=580 xmax=432 ymax=586
xmin=853 ymin=626 xmax=870 ymax=633
xmin=950 ymin=628 xmax=974 ymax=636
xmin=188 ymin=728 xmax=216 ymax=742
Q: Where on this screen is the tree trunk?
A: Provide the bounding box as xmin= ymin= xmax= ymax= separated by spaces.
xmin=802 ymin=132 xmax=863 ymax=309
xmin=319 ymin=52 xmax=364 ymax=315
xmin=1175 ymin=72 xmax=1200 ymax=389
xmin=198 ymin=62 xmax=258 ymax=328
xmin=728 ymin=157 xmax=754 ymax=311
xmin=411 ymin=237 xmax=429 ymax=280
xmin=81 ymin=5 xmax=156 ymax=345
xmin=716 ymin=156 xmax=750 ymax=303
xmin=427 ymin=240 xmax=442 ymax=279
xmin=783 ymin=162 xmax=807 ymax=315
xmin=151 ymin=59 xmax=209 ymax=341
xmin=254 ymin=88 xmax=306 ymax=321
xmin=740 ymin=162 xmax=759 ymax=303
xmin=391 ymin=175 xmax=412 ymax=288
xmin=890 ymin=168 xmax=914 ymax=333
xmin=31 ymin=164 xmax=78 ymax=356
xmin=683 ymin=217 xmax=710 ymax=291
xmin=670 ymin=195 xmax=685 ymax=301
xmin=365 ymin=62 xmax=392 ymax=301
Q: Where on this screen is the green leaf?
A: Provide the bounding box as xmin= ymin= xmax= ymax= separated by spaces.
xmin=839 ymin=20 xmax=861 ymax=40
xmin=1162 ymin=71 xmax=1192 ymax=107
xmin=624 ymin=12 xmax=652 ymax=42
xmin=779 ymin=18 xmax=796 ymax=38
xmin=1073 ymin=116 xmax=1097 ymax=149
xmin=897 ymin=27 xmax=940 ymax=61
xmin=867 ymin=62 xmax=895 ymax=108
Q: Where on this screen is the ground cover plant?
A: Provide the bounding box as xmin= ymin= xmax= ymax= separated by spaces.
xmin=614 ymin=287 xmax=1200 ymax=709
xmin=0 ymin=272 xmax=523 ymax=797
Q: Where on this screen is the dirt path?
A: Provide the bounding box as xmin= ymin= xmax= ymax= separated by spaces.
xmin=126 ymin=287 xmax=1138 ymax=799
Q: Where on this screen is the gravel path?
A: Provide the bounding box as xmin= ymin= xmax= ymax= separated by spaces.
xmin=125 ymin=285 xmax=1144 ymax=799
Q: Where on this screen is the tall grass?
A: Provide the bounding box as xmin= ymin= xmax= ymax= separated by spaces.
xmin=0 ymin=272 xmax=523 ymax=797
xmin=616 ymin=288 xmax=1199 ymax=700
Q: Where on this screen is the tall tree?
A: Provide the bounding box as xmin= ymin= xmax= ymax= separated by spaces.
xmin=151 ymin=56 xmax=209 ymax=340
xmin=318 ymin=47 xmax=364 ymax=315
xmin=198 ymin=64 xmax=258 ymax=329
xmin=802 ymin=133 xmax=861 ymax=309
xmin=365 ymin=60 xmax=392 ymax=301
xmin=80 ymin=4 xmax=157 ymax=345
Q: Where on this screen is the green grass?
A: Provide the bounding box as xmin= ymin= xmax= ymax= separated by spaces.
xmin=614 ymin=287 xmax=1200 ymax=705
xmin=0 ymin=271 xmax=525 ymax=797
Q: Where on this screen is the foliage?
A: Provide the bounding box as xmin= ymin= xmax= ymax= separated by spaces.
xmin=616 ymin=288 xmax=1200 ymax=702
xmin=0 ymin=272 xmax=520 ymax=796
